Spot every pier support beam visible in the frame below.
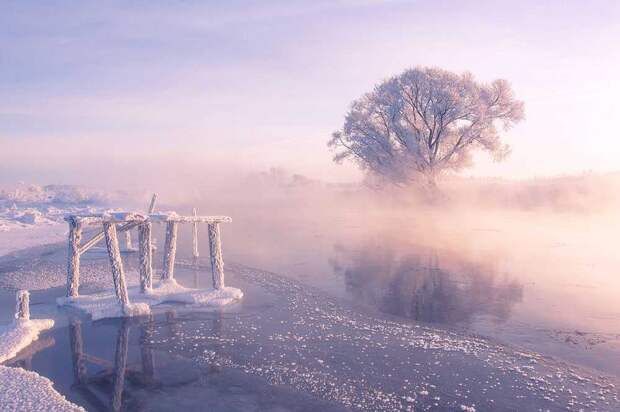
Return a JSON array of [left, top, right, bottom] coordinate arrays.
[[67, 218, 83, 298], [192, 208, 199, 262], [208, 223, 225, 289], [124, 230, 133, 251], [103, 222, 130, 308], [15, 290, 30, 321], [138, 222, 153, 292], [162, 221, 178, 281]]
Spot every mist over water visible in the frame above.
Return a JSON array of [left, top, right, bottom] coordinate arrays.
[[145, 167, 620, 375]]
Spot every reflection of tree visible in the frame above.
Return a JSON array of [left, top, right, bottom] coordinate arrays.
[[331, 242, 523, 325]]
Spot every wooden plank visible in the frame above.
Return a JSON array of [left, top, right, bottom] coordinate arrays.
[[79, 220, 139, 255]]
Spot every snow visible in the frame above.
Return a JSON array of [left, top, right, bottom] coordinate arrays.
[[0, 184, 117, 257], [57, 279, 243, 320], [0, 319, 55, 363], [0, 365, 84, 411]]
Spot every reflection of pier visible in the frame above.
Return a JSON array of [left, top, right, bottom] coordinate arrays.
[[69, 319, 154, 411], [68, 312, 226, 411]]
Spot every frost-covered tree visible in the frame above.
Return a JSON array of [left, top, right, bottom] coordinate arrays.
[[329, 67, 524, 187]]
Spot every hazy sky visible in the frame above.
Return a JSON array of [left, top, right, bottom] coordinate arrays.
[[1, 0, 619, 185]]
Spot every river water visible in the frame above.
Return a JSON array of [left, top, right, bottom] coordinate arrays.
[[1, 203, 619, 411]]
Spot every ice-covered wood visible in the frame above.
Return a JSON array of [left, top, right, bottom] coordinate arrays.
[[192, 208, 199, 259], [78, 220, 139, 255], [103, 222, 130, 309], [124, 230, 133, 251], [148, 193, 158, 213], [15, 290, 30, 321], [66, 212, 231, 224], [138, 222, 153, 292], [162, 221, 178, 281], [66, 218, 82, 297], [208, 223, 225, 289]]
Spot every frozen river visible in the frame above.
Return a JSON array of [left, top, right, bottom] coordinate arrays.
[[1, 232, 619, 411]]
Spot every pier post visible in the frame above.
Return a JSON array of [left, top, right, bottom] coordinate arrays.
[[67, 218, 83, 298], [148, 193, 158, 213], [162, 221, 178, 281], [124, 230, 133, 251], [15, 290, 30, 321], [192, 208, 199, 261], [138, 222, 153, 292], [208, 223, 225, 289], [103, 222, 130, 308]]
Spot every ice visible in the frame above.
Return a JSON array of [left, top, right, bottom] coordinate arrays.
[[57, 279, 243, 320], [0, 319, 55, 363], [0, 365, 84, 411]]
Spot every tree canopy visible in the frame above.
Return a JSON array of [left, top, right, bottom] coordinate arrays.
[[329, 67, 524, 186]]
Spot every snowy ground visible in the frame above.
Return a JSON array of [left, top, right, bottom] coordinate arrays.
[[0, 184, 112, 256], [0, 365, 84, 411], [0, 319, 54, 363]]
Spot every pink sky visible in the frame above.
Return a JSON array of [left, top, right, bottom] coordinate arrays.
[[1, 1, 619, 185]]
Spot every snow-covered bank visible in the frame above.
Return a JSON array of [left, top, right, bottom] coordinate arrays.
[[57, 279, 243, 320], [0, 223, 67, 257], [0, 183, 135, 257], [0, 365, 84, 411], [0, 319, 54, 363]]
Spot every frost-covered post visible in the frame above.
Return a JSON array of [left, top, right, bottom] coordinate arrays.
[[67, 217, 83, 298], [148, 193, 158, 213], [103, 222, 130, 308], [138, 222, 153, 292], [124, 230, 133, 251], [208, 223, 225, 289], [15, 290, 30, 321], [162, 221, 178, 281], [192, 208, 199, 262]]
